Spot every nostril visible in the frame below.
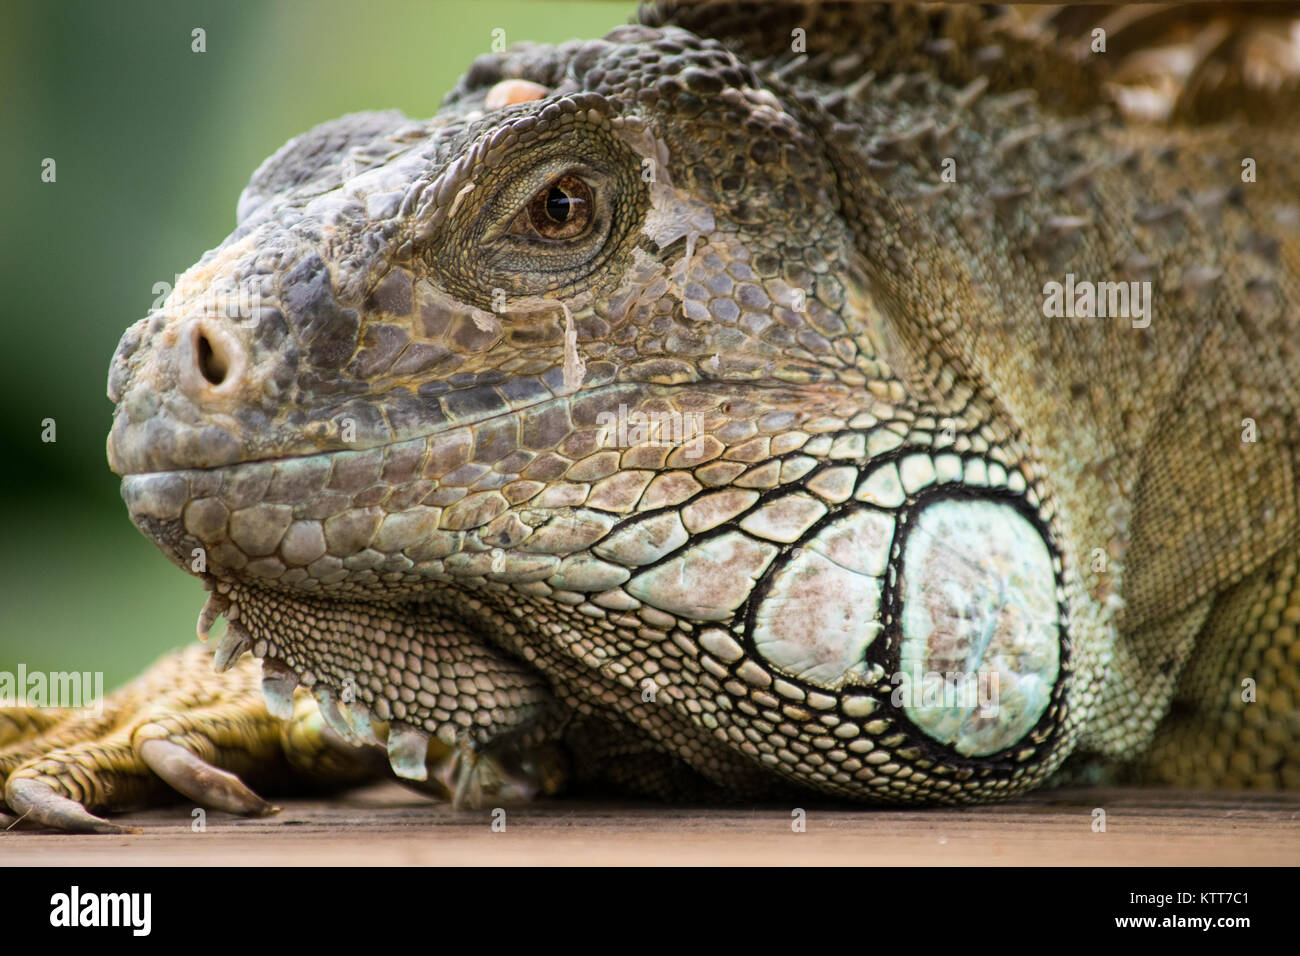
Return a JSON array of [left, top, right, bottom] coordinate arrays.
[[185, 322, 245, 399], [196, 332, 229, 386]]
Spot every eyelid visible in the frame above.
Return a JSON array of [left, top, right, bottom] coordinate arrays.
[[510, 160, 599, 209]]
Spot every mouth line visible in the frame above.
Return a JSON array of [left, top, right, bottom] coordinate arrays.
[[113, 379, 637, 480], [112, 376, 816, 481], [120, 442, 427, 480]]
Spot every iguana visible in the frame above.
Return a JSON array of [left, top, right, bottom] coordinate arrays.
[[3, 1, 1297, 834]]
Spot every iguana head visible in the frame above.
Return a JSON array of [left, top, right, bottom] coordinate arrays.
[[108, 23, 890, 590], [106, 19, 1075, 798]]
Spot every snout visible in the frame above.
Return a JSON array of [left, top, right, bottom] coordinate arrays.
[[106, 313, 248, 475]]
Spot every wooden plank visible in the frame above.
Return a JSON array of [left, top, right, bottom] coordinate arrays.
[[4, 784, 1297, 865]]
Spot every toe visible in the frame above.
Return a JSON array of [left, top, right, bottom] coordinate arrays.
[[5, 776, 140, 835], [138, 738, 277, 816], [3, 727, 158, 833]]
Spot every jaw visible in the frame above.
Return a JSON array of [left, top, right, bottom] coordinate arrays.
[[114, 377, 654, 597], [114, 376, 870, 597]]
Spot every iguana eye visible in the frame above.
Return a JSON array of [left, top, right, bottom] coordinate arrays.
[[517, 175, 593, 239], [424, 109, 648, 304]]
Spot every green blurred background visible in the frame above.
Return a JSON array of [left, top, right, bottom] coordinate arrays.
[[0, 0, 635, 687]]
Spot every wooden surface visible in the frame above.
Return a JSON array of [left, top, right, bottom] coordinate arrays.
[[4, 784, 1299, 865]]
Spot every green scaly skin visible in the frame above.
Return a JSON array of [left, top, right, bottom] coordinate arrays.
[[2, 2, 1297, 833]]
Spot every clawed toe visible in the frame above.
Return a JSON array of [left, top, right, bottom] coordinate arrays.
[[4, 777, 140, 835], [138, 738, 278, 816]]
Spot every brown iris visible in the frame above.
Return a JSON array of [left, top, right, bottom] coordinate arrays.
[[522, 175, 593, 239]]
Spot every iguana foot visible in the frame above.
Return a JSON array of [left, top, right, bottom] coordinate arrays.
[[435, 733, 568, 810], [0, 644, 382, 834]]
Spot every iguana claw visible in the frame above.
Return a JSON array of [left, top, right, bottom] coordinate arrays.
[[138, 738, 278, 817], [5, 777, 140, 836]]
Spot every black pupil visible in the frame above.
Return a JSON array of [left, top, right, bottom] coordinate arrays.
[[545, 186, 573, 223]]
